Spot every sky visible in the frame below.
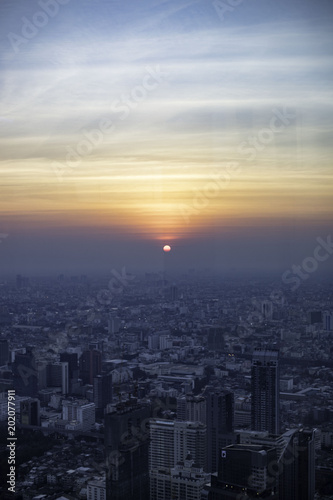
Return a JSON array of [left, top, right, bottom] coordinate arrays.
[[0, 0, 332, 276]]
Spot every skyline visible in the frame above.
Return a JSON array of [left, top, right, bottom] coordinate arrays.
[[1, 0, 333, 275]]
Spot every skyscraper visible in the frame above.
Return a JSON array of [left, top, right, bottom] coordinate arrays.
[[94, 373, 113, 418], [251, 348, 280, 435], [47, 361, 69, 395], [0, 339, 9, 366], [149, 419, 207, 471], [79, 349, 102, 385], [205, 388, 235, 473], [104, 399, 151, 500], [278, 428, 315, 500]]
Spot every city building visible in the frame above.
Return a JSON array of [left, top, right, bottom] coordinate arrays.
[[87, 478, 106, 500], [251, 348, 280, 435], [150, 454, 210, 500], [0, 339, 9, 366], [20, 398, 40, 426], [47, 361, 69, 395], [104, 399, 151, 500], [79, 349, 102, 385], [12, 348, 38, 397], [62, 399, 95, 431], [149, 419, 207, 472], [177, 393, 206, 424], [205, 387, 235, 473], [93, 373, 113, 418]]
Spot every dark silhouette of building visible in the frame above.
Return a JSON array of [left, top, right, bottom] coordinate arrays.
[[12, 348, 38, 397], [94, 373, 113, 418], [20, 398, 40, 426], [207, 443, 279, 499], [205, 387, 235, 473], [251, 348, 279, 435], [60, 352, 79, 393], [79, 349, 102, 385], [309, 311, 322, 324], [47, 361, 69, 395], [0, 339, 9, 366], [278, 428, 315, 500], [60, 352, 78, 379], [206, 327, 225, 351], [104, 398, 151, 500], [208, 427, 316, 500]]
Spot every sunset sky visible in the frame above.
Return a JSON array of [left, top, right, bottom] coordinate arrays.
[[0, 0, 332, 275]]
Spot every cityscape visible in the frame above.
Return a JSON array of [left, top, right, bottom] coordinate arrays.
[[1, 0, 333, 499], [0, 271, 332, 498]]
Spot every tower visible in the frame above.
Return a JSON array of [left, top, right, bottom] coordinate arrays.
[[79, 349, 102, 385], [93, 373, 113, 418], [104, 399, 151, 500], [251, 348, 280, 435], [205, 388, 234, 473]]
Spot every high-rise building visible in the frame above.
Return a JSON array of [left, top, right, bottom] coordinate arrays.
[[251, 348, 280, 435], [149, 419, 207, 471], [60, 352, 78, 379], [20, 398, 40, 426], [150, 454, 210, 500], [323, 311, 333, 331], [104, 399, 151, 500], [205, 388, 235, 473], [62, 399, 95, 431], [79, 349, 102, 385], [0, 339, 9, 366], [278, 428, 315, 500], [87, 478, 106, 500], [60, 352, 79, 393], [94, 373, 113, 418], [206, 327, 225, 351], [177, 394, 206, 424], [12, 348, 38, 397], [47, 361, 69, 395], [149, 419, 175, 470]]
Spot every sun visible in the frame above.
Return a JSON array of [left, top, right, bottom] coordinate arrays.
[[163, 245, 171, 252]]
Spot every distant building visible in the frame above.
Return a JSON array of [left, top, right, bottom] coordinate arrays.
[[20, 398, 40, 426], [62, 399, 95, 431], [12, 348, 38, 397], [206, 327, 225, 352], [177, 394, 206, 424], [93, 373, 113, 418], [79, 349, 102, 385], [323, 311, 333, 331], [0, 339, 9, 366], [251, 348, 280, 435], [262, 300, 273, 320], [47, 361, 69, 395], [309, 311, 322, 324]]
